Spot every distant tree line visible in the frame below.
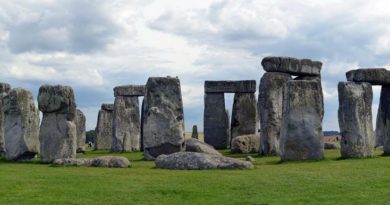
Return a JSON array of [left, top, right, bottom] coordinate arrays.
[[86, 130, 96, 143]]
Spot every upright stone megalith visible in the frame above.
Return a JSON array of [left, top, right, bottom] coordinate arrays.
[[280, 79, 324, 161], [230, 92, 258, 143], [38, 85, 77, 163], [143, 77, 185, 160], [204, 93, 228, 149], [74, 109, 86, 153], [95, 104, 113, 150], [377, 86, 390, 155], [191, 125, 198, 139], [0, 83, 10, 156], [258, 72, 291, 156], [3, 88, 40, 161], [338, 82, 374, 158], [112, 85, 144, 152]]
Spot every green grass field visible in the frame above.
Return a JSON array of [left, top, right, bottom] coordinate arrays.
[[0, 149, 389, 205]]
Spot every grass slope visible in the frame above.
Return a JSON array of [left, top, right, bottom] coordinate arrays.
[[0, 150, 389, 205]]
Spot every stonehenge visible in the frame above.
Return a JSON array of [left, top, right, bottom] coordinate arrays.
[[95, 104, 114, 150], [204, 80, 257, 149], [191, 125, 198, 139], [377, 85, 390, 154], [143, 77, 185, 160], [261, 56, 322, 76], [0, 83, 11, 156], [3, 88, 40, 161], [231, 134, 260, 154], [74, 109, 86, 153], [346, 68, 390, 85], [38, 85, 77, 163], [112, 85, 144, 152]]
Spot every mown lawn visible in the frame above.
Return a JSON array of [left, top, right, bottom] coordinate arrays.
[[0, 149, 389, 205]]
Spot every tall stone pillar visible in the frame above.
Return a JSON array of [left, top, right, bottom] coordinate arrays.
[[378, 86, 390, 155], [0, 83, 10, 157], [95, 104, 113, 150], [204, 93, 228, 149], [74, 109, 86, 153]]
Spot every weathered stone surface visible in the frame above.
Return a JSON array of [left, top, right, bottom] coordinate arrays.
[[324, 142, 340, 150], [0, 83, 11, 156], [246, 156, 255, 162], [140, 99, 144, 151], [101, 103, 114, 111], [143, 77, 185, 160], [38, 85, 77, 163], [231, 93, 259, 142], [259, 72, 291, 156], [225, 109, 231, 147], [204, 80, 256, 93], [114, 85, 145, 97], [53, 156, 130, 168], [112, 96, 140, 152], [185, 138, 221, 156], [280, 79, 324, 161], [262, 56, 322, 76], [74, 109, 86, 153], [376, 85, 390, 154], [346, 68, 390, 85], [338, 82, 375, 158], [204, 93, 229, 149], [3, 88, 40, 160], [191, 125, 198, 139], [95, 104, 113, 150], [231, 134, 260, 153], [155, 152, 254, 170]]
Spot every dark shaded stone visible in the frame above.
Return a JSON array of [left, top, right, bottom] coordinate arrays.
[[338, 82, 374, 158], [191, 125, 198, 139], [204, 93, 229, 149], [346, 68, 390, 85], [101, 103, 114, 111], [0, 83, 11, 157], [262, 56, 322, 76], [204, 80, 256, 93], [114, 85, 145, 97], [95, 105, 113, 150], [376, 85, 390, 155], [230, 93, 258, 143]]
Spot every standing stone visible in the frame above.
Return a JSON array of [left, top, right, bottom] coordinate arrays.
[[230, 93, 258, 143], [112, 96, 140, 152], [376, 86, 390, 153], [3, 88, 40, 160], [38, 85, 77, 163], [204, 93, 229, 149], [191, 125, 198, 139], [143, 77, 185, 160], [0, 83, 10, 156], [140, 99, 144, 151], [95, 104, 113, 150], [280, 79, 324, 161], [225, 109, 231, 148], [259, 72, 291, 156], [74, 109, 86, 153], [338, 82, 374, 158]]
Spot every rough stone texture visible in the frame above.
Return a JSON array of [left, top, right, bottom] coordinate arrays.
[[74, 109, 86, 153], [0, 83, 11, 156], [346, 68, 390, 85], [53, 156, 130, 168], [101, 103, 114, 111], [204, 80, 256, 93], [262, 56, 322, 76], [204, 93, 229, 149], [324, 142, 340, 150], [230, 93, 259, 142], [231, 134, 260, 153], [140, 99, 144, 151], [191, 125, 198, 139], [155, 152, 254, 170], [280, 79, 324, 161], [225, 109, 231, 147], [246, 156, 255, 162], [376, 85, 390, 154], [258, 72, 292, 156], [112, 96, 140, 152], [114, 85, 145, 97], [185, 138, 222, 156], [2, 88, 40, 160], [95, 104, 113, 150], [143, 77, 185, 160], [38, 85, 77, 163], [338, 82, 375, 158]]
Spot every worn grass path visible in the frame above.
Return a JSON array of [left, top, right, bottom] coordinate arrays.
[[0, 150, 389, 205]]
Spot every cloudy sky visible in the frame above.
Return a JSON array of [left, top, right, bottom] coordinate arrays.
[[1, 0, 390, 131]]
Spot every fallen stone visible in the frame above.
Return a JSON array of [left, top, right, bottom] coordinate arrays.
[[204, 80, 256, 93], [258, 72, 292, 156], [280, 79, 324, 161], [143, 77, 185, 160], [231, 134, 260, 153], [185, 138, 221, 156], [95, 104, 113, 150], [114, 85, 145, 97], [324, 142, 340, 150], [0, 83, 11, 157], [74, 109, 86, 153], [204, 93, 229, 149], [338, 82, 375, 158], [3, 88, 40, 161], [155, 152, 254, 170], [262, 56, 322, 76], [53, 156, 130, 168], [230, 93, 258, 142], [246, 156, 255, 162], [346, 68, 390, 85], [38, 85, 77, 163]]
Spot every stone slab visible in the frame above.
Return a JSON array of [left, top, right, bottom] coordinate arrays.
[[262, 56, 322, 76], [204, 80, 256, 93]]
